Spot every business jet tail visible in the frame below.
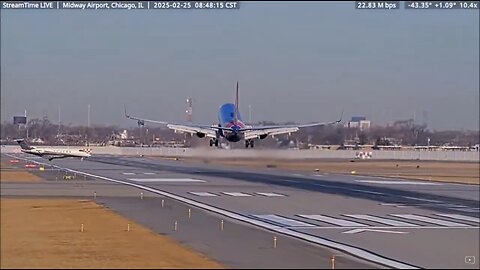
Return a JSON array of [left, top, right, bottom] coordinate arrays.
[[14, 139, 34, 150]]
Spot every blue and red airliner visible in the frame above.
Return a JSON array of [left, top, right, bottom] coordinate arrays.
[[125, 82, 342, 148]]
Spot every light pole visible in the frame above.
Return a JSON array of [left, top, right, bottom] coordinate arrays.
[[87, 104, 90, 146]]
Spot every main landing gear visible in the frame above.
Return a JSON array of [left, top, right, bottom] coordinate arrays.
[[245, 139, 254, 148], [209, 138, 219, 147]]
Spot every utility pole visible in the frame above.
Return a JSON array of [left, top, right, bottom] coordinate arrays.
[[87, 104, 91, 128], [57, 105, 62, 140], [186, 98, 193, 123], [25, 109, 29, 139], [87, 104, 90, 146]]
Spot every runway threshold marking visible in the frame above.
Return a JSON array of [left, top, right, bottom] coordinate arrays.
[[342, 215, 419, 227], [380, 203, 478, 213], [251, 214, 316, 227], [4, 153, 419, 270], [389, 214, 471, 227], [433, 214, 479, 223], [297, 214, 368, 227]]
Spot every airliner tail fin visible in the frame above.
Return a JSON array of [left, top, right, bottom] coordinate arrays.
[[234, 81, 239, 125]]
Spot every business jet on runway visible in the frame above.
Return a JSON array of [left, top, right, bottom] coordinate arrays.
[[125, 82, 342, 148], [14, 139, 92, 161]]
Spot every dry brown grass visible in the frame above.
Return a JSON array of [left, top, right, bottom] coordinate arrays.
[[187, 158, 480, 185], [1, 199, 225, 269], [0, 171, 43, 183], [0, 160, 43, 183]]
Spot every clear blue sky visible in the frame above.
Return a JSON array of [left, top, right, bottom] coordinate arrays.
[[1, 1, 478, 130]]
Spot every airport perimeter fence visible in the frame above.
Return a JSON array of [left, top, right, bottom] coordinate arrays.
[[2, 145, 479, 162]]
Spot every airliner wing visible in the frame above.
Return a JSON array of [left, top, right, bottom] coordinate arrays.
[[244, 127, 300, 140], [166, 124, 217, 138], [241, 120, 341, 131], [125, 106, 223, 138], [242, 111, 343, 139], [125, 107, 169, 125]]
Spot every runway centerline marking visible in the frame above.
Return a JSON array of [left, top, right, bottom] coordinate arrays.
[[127, 178, 206, 183], [255, 192, 286, 197], [355, 180, 443, 185], [450, 208, 480, 213], [402, 196, 442, 203], [342, 228, 409, 234], [189, 192, 218, 197], [221, 192, 252, 197]]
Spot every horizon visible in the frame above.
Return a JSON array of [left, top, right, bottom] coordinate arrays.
[[1, 2, 478, 131]]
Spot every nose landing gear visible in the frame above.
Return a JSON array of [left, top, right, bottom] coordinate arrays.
[[245, 139, 254, 148]]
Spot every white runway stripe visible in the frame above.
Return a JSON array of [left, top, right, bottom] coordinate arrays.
[[122, 172, 136, 175], [356, 180, 442, 185], [221, 192, 252, 197], [434, 214, 479, 223], [251, 215, 316, 227], [450, 208, 479, 213], [298, 215, 368, 227], [390, 214, 471, 227], [402, 196, 442, 203], [354, 190, 385, 195], [143, 172, 156, 175], [127, 178, 206, 183], [189, 192, 218, 197], [343, 214, 419, 227], [255, 192, 286, 197]]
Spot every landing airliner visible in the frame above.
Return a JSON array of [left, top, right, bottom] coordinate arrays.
[[125, 82, 342, 148], [14, 139, 92, 161]]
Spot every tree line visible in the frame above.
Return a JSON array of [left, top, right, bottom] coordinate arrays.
[[1, 117, 478, 147]]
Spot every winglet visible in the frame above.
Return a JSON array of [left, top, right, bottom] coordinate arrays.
[[124, 104, 129, 118], [337, 109, 344, 123]]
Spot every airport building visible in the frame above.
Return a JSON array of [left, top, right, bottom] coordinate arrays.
[[345, 116, 371, 131]]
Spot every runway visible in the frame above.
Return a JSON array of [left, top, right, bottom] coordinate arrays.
[[4, 153, 479, 269]]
